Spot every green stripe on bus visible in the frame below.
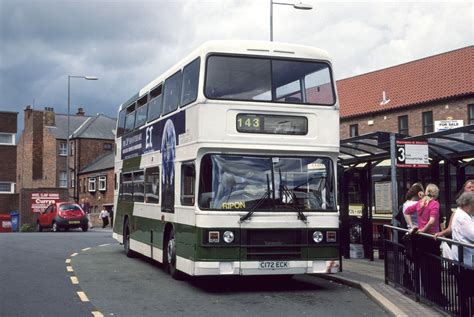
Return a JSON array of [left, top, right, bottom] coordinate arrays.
[[122, 156, 142, 172]]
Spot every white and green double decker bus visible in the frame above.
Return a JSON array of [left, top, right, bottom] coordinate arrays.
[[113, 40, 340, 279]]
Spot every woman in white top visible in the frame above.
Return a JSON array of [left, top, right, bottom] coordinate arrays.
[[99, 208, 110, 229], [451, 191, 474, 267], [403, 182, 424, 229]]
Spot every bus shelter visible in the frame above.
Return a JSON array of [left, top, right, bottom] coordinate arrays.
[[338, 124, 474, 261]]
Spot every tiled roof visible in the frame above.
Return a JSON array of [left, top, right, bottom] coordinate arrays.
[[71, 114, 116, 140], [337, 46, 474, 119], [48, 114, 90, 139], [79, 152, 114, 174]]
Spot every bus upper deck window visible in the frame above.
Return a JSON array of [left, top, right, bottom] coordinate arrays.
[[163, 71, 182, 115], [181, 58, 200, 107]]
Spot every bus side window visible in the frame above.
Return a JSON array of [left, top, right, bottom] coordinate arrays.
[[117, 109, 126, 137], [134, 95, 148, 129], [122, 173, 133, 202], [133, 171, 145, 202], [181, 162, 195, 206], [181, 57, 200, 107], [162, 70, 182, 115], [148, 84, 163, 122], [145, 166, 160, 204]]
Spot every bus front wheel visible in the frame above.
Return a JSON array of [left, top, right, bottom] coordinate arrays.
[[165, 229, 184, 280]]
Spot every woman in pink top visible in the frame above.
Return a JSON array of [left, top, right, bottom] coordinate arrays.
[[405, 183, 440, 234], [404, 183, 443, 302]]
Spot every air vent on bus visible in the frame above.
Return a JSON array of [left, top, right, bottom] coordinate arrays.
[[273, 50, 295, 54], [247, 48, 270, 52]]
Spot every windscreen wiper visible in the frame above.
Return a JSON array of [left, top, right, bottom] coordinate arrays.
[[239, 174, 271, 222], [280, 184, 308, 223]]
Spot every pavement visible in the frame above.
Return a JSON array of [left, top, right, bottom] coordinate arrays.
[[317, 257, 447, 317]]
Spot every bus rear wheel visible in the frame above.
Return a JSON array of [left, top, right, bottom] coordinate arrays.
[[123, 219, 136, 258], [165, 229, 184, 280]]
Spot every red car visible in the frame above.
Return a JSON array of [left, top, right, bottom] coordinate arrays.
[[37, 202, 89, 232]]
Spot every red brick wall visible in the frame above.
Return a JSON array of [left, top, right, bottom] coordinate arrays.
[[77, 169, 115, 226], [340, 96, 473, 139], [0, 112, 18, 133]]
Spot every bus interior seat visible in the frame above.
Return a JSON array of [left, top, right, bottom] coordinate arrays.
[[285, 96, 301, 103]]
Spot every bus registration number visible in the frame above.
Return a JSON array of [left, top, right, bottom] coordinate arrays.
[[258, 261, 289, 270]]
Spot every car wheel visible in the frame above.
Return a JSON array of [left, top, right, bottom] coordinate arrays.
[[52, 222, 58, 232], [165, 229, 184, 280], [123, 219, 136, 258], [36, 222, 42, 232], [81, 225, 88, 232], [64, 227, 69, 232]]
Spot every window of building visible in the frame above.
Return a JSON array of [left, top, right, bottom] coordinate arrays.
[[98, 176, 107, 191], [398, 115, 409, 135], [349, 124, 358, 137], [422, 111, 434, 134], [71, 172, 75, 188], [59, 142, 67, 156], [0, 182, 14, 193], [88, 177, 96, 192], [103, 143, 113, 151], [0, 133, 14, 145], [59, 172, 67, 188], [469, 104, 474, 125], [145, 167, 159, 204], [181, 162, 195, 206], [70, 141, 74, 156]]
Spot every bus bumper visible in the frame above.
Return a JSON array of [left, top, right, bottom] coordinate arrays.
[[181, 258, 340, 276]]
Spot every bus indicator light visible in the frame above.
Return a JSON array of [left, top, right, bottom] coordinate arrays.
[[209, 231, 220, 243]]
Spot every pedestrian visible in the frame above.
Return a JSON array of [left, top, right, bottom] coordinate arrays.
[[403, 182, 424, 229], [451, 191, 474, 266], [435, 179, 474, 239], [404, 183, 444, 303], [100, 207, 110, 228], [451, 191, 474, 314]]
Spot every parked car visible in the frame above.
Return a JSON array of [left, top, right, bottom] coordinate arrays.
[[37, 202, 89, 232]]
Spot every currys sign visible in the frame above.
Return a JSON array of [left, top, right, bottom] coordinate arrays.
[[31, 192, 60, 213]]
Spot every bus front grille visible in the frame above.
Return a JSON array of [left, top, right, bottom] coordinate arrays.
[[242, 229, 306, 260]]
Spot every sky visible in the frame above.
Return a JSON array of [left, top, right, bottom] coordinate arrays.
[[0, 0, 472, 134]]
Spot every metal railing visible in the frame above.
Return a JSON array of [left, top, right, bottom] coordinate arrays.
[[383, 225, 474, 317]]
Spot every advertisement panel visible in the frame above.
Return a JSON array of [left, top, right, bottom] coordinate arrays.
[[31, 192, 60, 213]]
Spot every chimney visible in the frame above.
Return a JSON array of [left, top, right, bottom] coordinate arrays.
[[76, 107, 85, 116], [44, 107, 55, 126], [24, 105, 33, 126]]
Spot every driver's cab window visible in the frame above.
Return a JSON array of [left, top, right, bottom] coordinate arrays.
[[181, 162, 195, 206]]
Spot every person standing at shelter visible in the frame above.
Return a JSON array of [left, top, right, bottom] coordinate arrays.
[[435, 179, 474, 239], [99, 207, 110, 229], [405, 183, 443, 303], [403, 183, 424, 229]]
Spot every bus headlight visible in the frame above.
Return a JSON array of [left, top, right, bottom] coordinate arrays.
[[313, 231, 323, 243], [223, 231, 234, 243]]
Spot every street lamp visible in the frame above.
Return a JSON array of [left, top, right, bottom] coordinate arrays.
[[270, 1, 313, 41], [67, 75, 98, 201]]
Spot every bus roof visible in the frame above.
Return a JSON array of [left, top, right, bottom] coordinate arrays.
[[119, 41, 332, 111]]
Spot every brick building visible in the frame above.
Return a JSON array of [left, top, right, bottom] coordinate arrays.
[[77, 152, 114, 227], [0, 111, 19, 216], [16, 106, 116, 226], [337, 46, 473, 139]]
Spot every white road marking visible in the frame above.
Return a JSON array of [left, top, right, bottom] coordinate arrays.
[[70, 276, 79, 284], [92, 312, 104, 317], [82, 247, 91, 251], [77, 291, 89, 302], [65, 259, 71, 264], [66, 266, 74, 272], [71, 253, 78, 257]]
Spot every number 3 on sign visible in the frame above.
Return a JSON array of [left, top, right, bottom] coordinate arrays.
[[398, 146, 405, 162]]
